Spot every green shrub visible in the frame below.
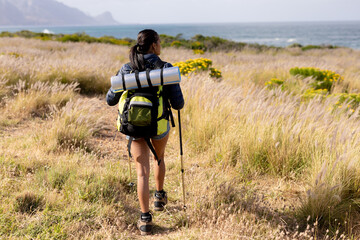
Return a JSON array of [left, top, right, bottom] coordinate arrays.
[[209, 67, 222, 79], [290, 67, 343, 92], [1, 30, 341, 54], [160, 33, 188, 48], [288, 43, 303, 48], [171, 40, 183, 48], [0, 31, 15, 37], [191, 34, 249, 52], [193, 49, 205, 54], [301, 45, 337, 51], [265, 78, 284, 89], [333, 93, 360, 113], [301, 88, 329, 100], [98, 35, 132, 46], [191, 41, 206, 51]]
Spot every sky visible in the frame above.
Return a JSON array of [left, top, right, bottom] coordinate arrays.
[[56, 0, 360, 24]]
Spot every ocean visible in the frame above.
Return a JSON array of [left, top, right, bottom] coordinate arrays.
[[1, 21, 360, 49]]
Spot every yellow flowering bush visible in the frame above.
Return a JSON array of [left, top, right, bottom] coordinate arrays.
[[333, 93, 360, 112], [265, 78, 284, 89], [296, 88, 360, 114], [174, 58, 222, 79], [290, 67, 343, 92], [193, 49, 205, 55], [301, 88, 328, 100], [171, 40, 183, 48], [209, 67, 222, 79], [191, 41, 206, 51]]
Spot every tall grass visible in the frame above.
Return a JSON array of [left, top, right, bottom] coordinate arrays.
[[0, 38, 124, 94], [1, 37, 360, 238], [180, 71, 360, 233], [9, 81, 78, 117], [0, 81, 78, 127], [44, 98, 108, 152]]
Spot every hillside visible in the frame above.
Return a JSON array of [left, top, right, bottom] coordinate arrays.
[[0, 37, 360, 239], [0, 0, 119, 26]]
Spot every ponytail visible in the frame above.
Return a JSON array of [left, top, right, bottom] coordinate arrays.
[[129, 44, 146, 71], [129, 29, 159, 71]]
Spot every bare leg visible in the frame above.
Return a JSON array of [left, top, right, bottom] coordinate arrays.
[[131, 138, 150, 213], [152, 133, 169, 191]]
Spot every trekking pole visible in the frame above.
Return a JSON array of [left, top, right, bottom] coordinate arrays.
[[178, 110, 186, 210], [128, 155, 133, 184], [127, 138, 135, 187]]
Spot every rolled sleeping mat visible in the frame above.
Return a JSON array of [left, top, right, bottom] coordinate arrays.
[[111, 66, 181, 93]]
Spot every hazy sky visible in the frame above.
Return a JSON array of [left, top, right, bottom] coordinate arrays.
[[56, 0, 360, 24]]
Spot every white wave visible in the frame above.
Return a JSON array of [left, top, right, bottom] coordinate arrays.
[[287, 38, 296, 43], [42, 29, 54, 34]]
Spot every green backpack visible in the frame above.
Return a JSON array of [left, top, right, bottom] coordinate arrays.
[[117, 60, 174, 164]]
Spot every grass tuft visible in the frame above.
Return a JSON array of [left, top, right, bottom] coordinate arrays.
[[46, 98, 106, 152], [79, 174, 130, 204], [14, 192, 45, 214]]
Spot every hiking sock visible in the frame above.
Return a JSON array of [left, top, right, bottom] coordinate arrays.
[[138, 211, 152, 235], [155, 190, 166, 197], [140, 211, 152, 222], [154, 190, 167, 211]]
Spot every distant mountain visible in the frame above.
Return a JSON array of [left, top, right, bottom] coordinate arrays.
[[0, 0, 119, 26], [0, 0, 27, 25], [94, 11, 119, 26]]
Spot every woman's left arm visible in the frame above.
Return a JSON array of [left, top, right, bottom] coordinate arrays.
[[106, 88, 122, 106], [106, 64, 130, 106]]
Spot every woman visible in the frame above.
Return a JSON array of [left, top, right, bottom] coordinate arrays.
[[106, 29, 184, 235]]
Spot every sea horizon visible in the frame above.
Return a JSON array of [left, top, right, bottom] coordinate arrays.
[[1, 20, 360, 49]]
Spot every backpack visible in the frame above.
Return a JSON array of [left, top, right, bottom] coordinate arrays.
[[117, 59, 175, 164]]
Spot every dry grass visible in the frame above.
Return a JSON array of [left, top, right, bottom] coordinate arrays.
[[0, 38, 126, 94], [0, 37, 360, 239], [43, 98, 108, 152]]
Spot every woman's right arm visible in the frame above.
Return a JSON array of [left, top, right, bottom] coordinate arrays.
[[162, 62, 184, 110], [164, 83, 184, 110]]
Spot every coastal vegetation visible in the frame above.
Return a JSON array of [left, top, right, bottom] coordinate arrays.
[[0, 35, 360, 239], [1, 30, 337, 54]]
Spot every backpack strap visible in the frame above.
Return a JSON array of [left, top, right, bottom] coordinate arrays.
[[145, 138, 161, 166], [145, 68, 153, 87], [160, 68, 164, 86], [121, 72, 126, 91], [127, 137, 161, 166], [153, 59, 166, 69], [153, 59, 175, 127], [134, 70, 142, 89]]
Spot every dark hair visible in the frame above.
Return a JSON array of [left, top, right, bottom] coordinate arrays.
[[129, 29, 159, 71]]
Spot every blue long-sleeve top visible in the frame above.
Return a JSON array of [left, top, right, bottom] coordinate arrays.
[[106, 53, 184, 110]]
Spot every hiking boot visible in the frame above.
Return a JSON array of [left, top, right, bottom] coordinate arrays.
[[154, 190, 167, 211], [137, 212, 152, 236]]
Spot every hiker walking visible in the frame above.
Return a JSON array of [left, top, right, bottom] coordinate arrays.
[[106, 29, 184, 235]]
